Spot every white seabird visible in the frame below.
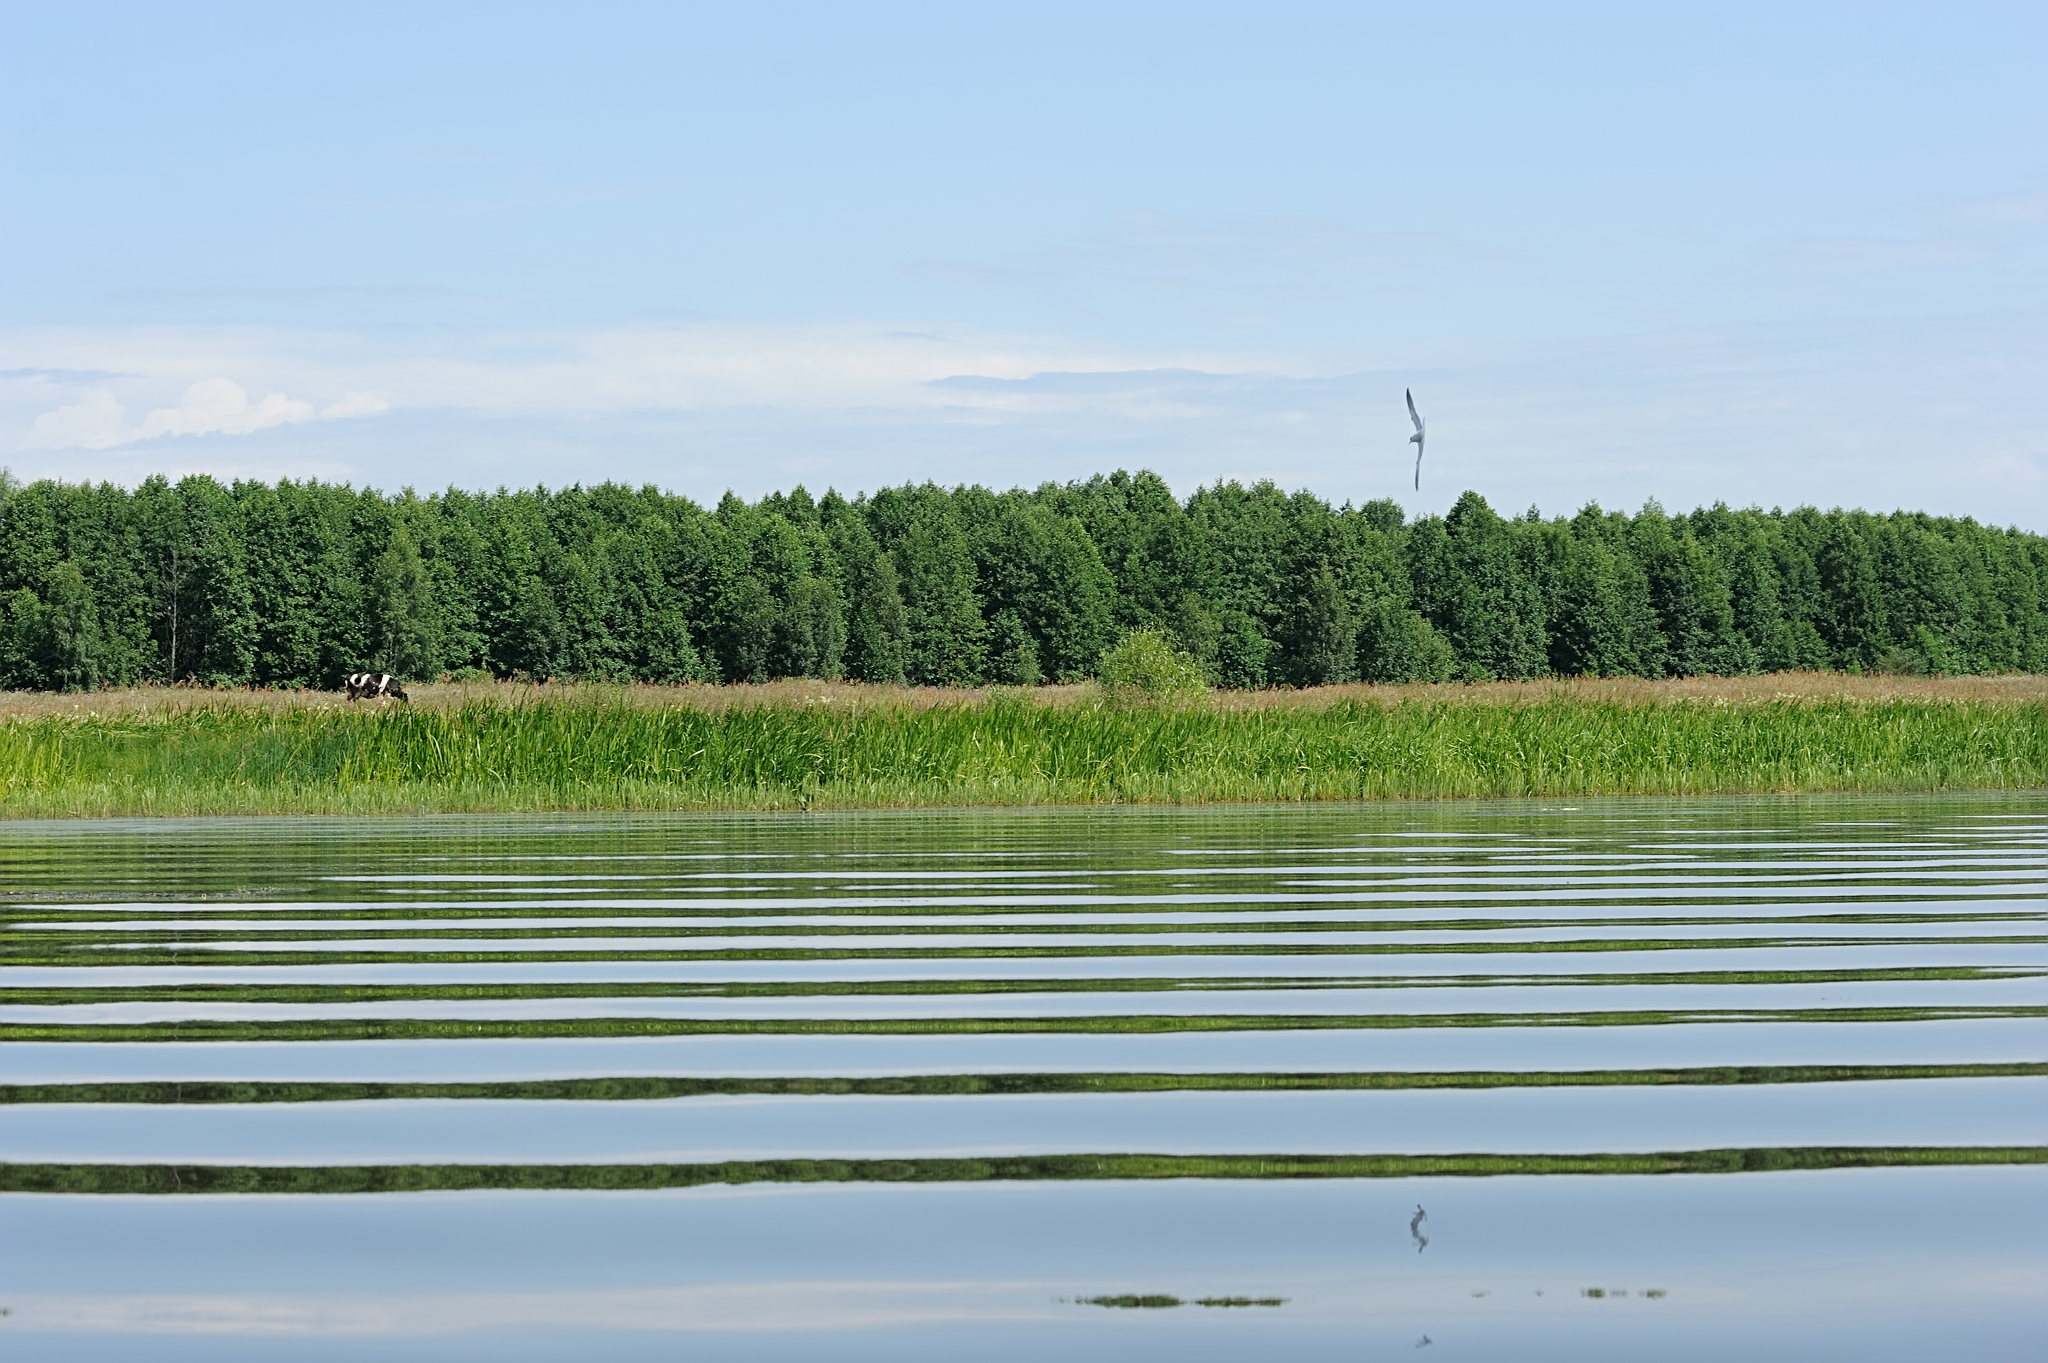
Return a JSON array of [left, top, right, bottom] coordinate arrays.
[[1406, 388, 1426, 490]]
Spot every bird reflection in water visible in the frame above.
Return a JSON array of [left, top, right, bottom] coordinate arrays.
[[1410, 1204, 1430, 1254]]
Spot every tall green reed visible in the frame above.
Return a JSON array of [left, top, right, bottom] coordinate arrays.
[[0, 693, 2042, 815]]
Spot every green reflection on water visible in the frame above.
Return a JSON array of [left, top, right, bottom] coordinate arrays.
[[4, 1063, 2041, 1106], [4, 1003, 2040, 1044], [0, 965, 2036, 1006], [1, 799, 2040, 1199], [4, 1146, 2043, 1196]]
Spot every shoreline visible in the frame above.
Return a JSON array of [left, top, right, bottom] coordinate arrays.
[[0, 674, 2042, 818], [5, 669, 2045, 720]]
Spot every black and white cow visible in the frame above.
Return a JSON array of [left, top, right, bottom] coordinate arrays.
[[345, 672, 409, 702]]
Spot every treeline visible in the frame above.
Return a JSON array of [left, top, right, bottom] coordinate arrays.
[[1, 469, 2044, 692]]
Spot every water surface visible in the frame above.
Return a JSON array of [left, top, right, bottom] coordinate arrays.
[[2, 797, 2042, 1360]]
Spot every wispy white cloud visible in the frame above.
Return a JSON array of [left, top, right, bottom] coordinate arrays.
[[20, 376, 386, 451], [1, 322, 1219, 432], [926, 368, 1274, 422], [317, 391, 390, 420]]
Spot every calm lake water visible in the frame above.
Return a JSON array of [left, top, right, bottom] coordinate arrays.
[[1, 797, 2042, 1360]]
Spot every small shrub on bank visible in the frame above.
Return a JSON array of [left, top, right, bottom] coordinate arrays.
[[1097, 630, 1210, 703]]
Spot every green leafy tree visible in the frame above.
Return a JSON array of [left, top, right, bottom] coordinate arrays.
[[40, 561, 103, 691], [868, 484, 985, 685], [1815, 514, 1888, 671], [1276, 499, 1357, 686], [240, 483, 321, 685], [482, 505, 565, 679], [1410, 494, 1548, 680], [1632, 505, 1746, 675], [823, 491, 909, 683], [1545, 507, 1660, 676], [1185, 480, 1288, 686], [0, 588, 43, 688], [1053, 470, 1206, 633], [369, 520, 442, 679], [959, 488, 1116, 681]]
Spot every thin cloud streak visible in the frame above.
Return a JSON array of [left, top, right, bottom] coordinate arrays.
[[0, 310, 2040, 529]]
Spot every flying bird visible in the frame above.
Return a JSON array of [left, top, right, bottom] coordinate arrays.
[[1410, 1203, 1430, 1253], [1406, 389, 1426, 490]]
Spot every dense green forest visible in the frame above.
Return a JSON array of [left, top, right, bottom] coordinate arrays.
[[1, 468, 2043, 692]]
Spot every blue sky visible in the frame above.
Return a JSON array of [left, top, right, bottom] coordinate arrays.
[[3, 2, 2044, 524]]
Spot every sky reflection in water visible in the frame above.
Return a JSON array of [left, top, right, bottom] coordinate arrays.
[[0, 797, 2042, 1360]]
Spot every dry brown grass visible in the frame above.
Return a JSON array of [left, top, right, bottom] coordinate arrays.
[[2, 670, 2041, 722], [1238, 672, 2048, 709], [0, 678, 983, 720]]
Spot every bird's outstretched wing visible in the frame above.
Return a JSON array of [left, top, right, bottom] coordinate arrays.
[[1413, 446, 1422, 491], [1406, 388, 1422, 433]]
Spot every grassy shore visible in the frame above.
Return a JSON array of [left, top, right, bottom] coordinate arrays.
[[0, 673, 2042, 816]]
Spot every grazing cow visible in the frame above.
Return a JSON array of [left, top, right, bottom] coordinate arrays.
[[346, 672, 409, 702]]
